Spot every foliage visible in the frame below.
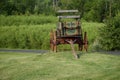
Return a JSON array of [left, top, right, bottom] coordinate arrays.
[[0, 18, 104, 50], [0, 15, 57, 26], [0, 24, 55, 49], [83, 0, 105, 22], [0, 0, 54, 15], [0, 52, 120, 80], [82, 22, 104, 51], [0, 15, 104, 50], [0, 0, 120, 22], [99, 12, 120, 50], [59, 0, 120, 22]]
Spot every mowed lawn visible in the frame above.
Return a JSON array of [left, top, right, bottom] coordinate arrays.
[[0, 52, 120, 80]]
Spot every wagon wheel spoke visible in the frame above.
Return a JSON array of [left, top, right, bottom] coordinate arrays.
[[50, 30, 54, 51], [79, 44, 83, 51], [53, 31, 57, 52], [83, 32, 88, 51]]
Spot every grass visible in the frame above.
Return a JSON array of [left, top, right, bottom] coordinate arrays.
[[82, 22, 105, 50], [0, 24, 55, 49], [0, 15, 57, 26], [0, 52, 120, 80]]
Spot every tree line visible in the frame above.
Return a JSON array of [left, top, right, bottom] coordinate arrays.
[[0, 0, 120, 22], [0, 0, 54, 15]]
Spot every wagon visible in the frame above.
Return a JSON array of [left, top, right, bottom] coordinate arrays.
[[50, 10, 88, 58]]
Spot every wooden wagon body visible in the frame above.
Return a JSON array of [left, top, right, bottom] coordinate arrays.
[[50, 10, 88, 53]]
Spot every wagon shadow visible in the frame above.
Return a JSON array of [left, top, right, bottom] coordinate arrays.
[[77, 51, 84, 59]]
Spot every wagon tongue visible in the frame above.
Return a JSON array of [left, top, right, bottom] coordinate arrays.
[[66, 39, 78, 59]]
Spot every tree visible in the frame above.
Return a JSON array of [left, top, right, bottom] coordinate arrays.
[[0, 0, 17, 15], [71, 0, 86, 18], [0, 0, 120, 18], [99, 12, 120, 50]]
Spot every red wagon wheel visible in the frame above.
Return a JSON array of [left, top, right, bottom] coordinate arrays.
[[79, 44, 83, 51], [50, 30, 54, 51], [83, 32, 88, 51], [53, 31, 57, 52], [50, 30, 57, 52]]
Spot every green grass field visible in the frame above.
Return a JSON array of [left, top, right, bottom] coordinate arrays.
[[0, 52, 120, 80]]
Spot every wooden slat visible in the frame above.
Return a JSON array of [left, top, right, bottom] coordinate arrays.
[[58, 16, 80, 19], [57, 10, 78, 13]]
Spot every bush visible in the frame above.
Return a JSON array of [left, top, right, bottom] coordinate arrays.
[[99, 13, 120, 50]]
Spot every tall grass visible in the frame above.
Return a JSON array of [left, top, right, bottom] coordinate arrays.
[[0, 15, 104, 50], [0, 24, 55, 49], [0, 15, 57, 26], [82, 22, 105, 50]]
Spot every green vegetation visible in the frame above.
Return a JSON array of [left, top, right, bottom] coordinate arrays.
[[82, 22, 104, 51], [0, 24, 55, 49], [1, 0, 120, 22], [0, 15, 57, 26], [0, 1, 119, 80], [0, 0, 120, 50], [0, 15, 104, 50], [0, 52, 120, 80], [99, 12, 120, 50]]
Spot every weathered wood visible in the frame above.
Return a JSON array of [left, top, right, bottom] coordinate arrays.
[[66, 39, 78, 59], [64, 26, 78, 30], [58, 16, 80, 19], [50, 9, 88, 58], [50, 31, 54, 51], [57, 10, 78, 13], [84, 32, 88, 51], [53, 31, 57, 52], [78, 44, 83, 51]]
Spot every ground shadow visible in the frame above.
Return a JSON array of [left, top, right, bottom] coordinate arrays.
[[77, 51, 85, 59]]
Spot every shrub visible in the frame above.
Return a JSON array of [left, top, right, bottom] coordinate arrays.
[[99, 13, 120, 50]]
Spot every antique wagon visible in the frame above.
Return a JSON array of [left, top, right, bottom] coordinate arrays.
[[50, 10, 88, 58]]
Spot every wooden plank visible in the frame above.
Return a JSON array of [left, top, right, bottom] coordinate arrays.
[[58, 16, 80, 19], [57, 10, 78, 13]]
